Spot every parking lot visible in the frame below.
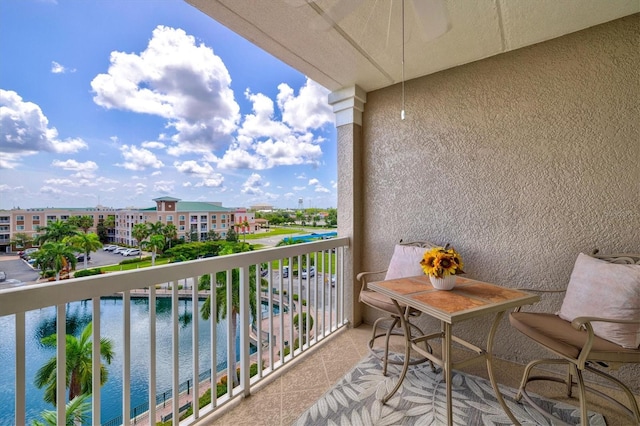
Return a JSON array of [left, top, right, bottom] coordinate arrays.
[[0, 247, 140, 289]]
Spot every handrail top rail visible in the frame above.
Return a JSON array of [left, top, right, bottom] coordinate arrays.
[[0, 236, 349, 317]]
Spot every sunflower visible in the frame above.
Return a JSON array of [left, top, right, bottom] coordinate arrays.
[[420, 246, 464, 278]]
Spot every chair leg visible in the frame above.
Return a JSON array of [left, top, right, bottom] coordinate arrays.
[[566, 364, 573, 397], [572, 365, 588, 426], [382, 317, 400, 375]]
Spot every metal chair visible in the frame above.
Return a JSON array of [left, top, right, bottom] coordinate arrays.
[[357, 241, 436, 375], [509, 252, 640, 425]]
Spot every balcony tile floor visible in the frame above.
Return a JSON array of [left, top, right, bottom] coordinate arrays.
[[205, 324, 638, 426]]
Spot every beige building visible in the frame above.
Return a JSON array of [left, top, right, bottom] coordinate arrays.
[[0, 197, 255, 251]]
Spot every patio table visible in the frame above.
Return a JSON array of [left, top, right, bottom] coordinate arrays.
[[368, 275, 539, 426]]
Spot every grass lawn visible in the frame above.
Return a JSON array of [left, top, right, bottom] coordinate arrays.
[[239, 227, 306, 240], [100, 257, 171, 272]]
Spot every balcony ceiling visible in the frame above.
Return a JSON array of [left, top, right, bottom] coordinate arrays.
[[187, 0, 638, 93]]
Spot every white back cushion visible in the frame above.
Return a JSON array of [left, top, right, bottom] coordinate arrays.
[[384, 243, 432, 281], [558, 253, 640, 348]]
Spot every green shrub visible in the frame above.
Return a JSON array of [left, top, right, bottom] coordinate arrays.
[[74, 268, 102, 278]]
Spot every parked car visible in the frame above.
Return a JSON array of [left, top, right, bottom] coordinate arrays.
[[112, 247, 128, 254], [20, 248, 38, 259], [282, 266, 289, 278], [0, 271, 5, 282], [122, 249, 140, 257], [103, 245, 118, 251], [301, 266, 315, 279], [76, 254, 91, 262]]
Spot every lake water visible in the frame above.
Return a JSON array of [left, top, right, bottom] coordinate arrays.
[[0, 297, 250, 425]]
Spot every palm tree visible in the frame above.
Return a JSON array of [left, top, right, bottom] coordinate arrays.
[[131, 222, 150, 256], [10, 232, 32, 250], [31, 242, 78, 281], [141, 234, 165, 266], [240, 219, 250, 242], [67, 215, 94, 233], [32, 394, 90, 426], [65, 233, 102, 269], [163, 223, 178, 249], [35, 322, 115, 406], [200, 245, 259, 387], [35, 220, 79, 244]]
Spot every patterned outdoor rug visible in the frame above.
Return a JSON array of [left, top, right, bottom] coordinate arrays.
[[294, 351, 606, 425]]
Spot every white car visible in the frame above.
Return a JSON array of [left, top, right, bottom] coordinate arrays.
[[301, 266, 315, 279], [122, 248, 141, 256], [103, 245, 118, 251], [112, 247, 128, 254]]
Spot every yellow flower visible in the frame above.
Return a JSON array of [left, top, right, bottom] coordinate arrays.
[[420, 246, 464, 278]]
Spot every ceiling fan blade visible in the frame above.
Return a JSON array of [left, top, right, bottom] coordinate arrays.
[[410, 0, 451, 41], [310, 0, 366, 31]]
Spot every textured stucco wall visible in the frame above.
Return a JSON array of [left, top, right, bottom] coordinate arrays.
[[358, 15, 639, 386]]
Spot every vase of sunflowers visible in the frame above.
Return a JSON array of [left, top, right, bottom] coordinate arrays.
[[420, 245, 464, 290]]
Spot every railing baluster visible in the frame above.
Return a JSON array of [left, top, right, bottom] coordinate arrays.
[[92, 297, 101, 426], [148, 283, 156, 424], [15, 312, 25, 426], [122, 290, 131, 426], [171, 280, 179, 423], [191, 274, 200, 419], [56, 303, 66, 426], [240, 265, 250, 396]]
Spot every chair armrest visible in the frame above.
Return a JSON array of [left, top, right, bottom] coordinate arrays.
[[512, 288, 566, 312], [356, 270, 387, 282], [571, 316, 640, 329], [356, 270, 387, 293]]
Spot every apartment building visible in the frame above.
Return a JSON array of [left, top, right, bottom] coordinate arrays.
[[0, 196, 254, 251]]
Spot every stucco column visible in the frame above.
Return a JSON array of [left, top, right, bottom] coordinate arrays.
[[328, 85, 366, 327]]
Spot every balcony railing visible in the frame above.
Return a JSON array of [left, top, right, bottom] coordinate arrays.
[[1, 237, 349, 425]]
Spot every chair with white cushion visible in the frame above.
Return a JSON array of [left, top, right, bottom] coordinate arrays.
[[509, 251, 640, 425], [357, 241, 436, 375]]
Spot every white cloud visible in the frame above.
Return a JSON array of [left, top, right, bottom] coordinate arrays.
[[0, 89, 88, 167], [51, 159, 99, 172], [51, 61, 76, 74], [293, 186, 306, 191], [151, 171, 162, 176], [174, 160, 214, 176], [153, 180, 174, 193], [314, 185, 330, 193], [117, 145, 164, 171], [142, 141, 166, 149], [277, 78, 333, 132], [241, 173, 266, 195], [174, 160, 223, 188], [91, 25, 240, 154], [308, 178, 319, 186]]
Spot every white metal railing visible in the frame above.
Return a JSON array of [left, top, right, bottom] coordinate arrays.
[[0, 237, 349, 425]]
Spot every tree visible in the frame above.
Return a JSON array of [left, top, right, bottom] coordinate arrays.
[[200, 244, 259, 387], [225, 228, 238, 242], [66, 233, 102, 269], [10, 232, 32, 250], [32, 394, 91, 426], [142, 234, 165, 266], [35, 322, 115, 406], [35, 220, 79, 245], [131, 223, 150, 255], [67, 215, 94, 233], [207, 229, 220, 241], [163, 223, 178, 249], [293, 312, 314, 344], [240, 219, 250, 242], [31, 242, 78, 281]]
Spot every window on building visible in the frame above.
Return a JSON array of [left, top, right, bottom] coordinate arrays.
[[16, 225, 24, 231], [211, 215, 217, 220], [179, 225, 185, 231], [222, 224, 226, 228], [16, 215, 24, 221], [167, 215, 173, 221], [221, 214, 226, 219], [200, 215, 207, 221], [212, 224, 216, 229], [32, 215, 40, 220], [179, 215, 185, 221], [61, 215, 69, 220]]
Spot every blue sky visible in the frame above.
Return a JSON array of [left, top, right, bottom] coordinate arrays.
[[0, 0, 337, 211]]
